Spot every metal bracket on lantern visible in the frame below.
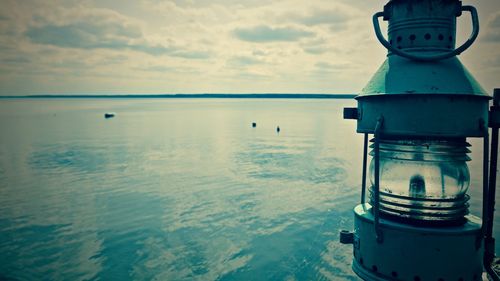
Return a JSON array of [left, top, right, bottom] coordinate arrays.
[[345, 108, 385, 243], [373, 117, 384, 244], [342, 108, 385, 243], [480, 119, 490, 251]]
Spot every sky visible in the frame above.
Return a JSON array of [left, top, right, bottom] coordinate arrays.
[[0, 0, 499, 95]]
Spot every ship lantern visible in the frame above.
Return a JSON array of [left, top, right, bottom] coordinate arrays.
[[340, 0, 500, 280]]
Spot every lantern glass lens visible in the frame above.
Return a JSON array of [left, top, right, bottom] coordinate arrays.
[[369, 139, 470, 223]]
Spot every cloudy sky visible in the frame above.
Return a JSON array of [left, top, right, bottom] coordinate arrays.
[[0, 0, 499, 95]]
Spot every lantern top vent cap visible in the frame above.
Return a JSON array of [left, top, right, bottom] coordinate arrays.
[[359, 56, 488, 97]]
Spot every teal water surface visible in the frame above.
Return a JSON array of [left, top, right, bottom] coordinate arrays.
[[0, 98, 497, 280], [0, 99, 363, 280]]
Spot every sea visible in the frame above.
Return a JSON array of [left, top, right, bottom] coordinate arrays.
[[0, 98, 498, 280]]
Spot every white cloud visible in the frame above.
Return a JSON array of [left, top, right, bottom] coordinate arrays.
[[228, 55, 265, 66], [233, 25, 315, 43], [0, 0, 498, 95], [280, 5, 357, 30], [22, 5, 212, 59], [483, 11, 500, 42]]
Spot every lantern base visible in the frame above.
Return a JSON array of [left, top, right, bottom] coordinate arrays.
[[352, 204, 483, 281]]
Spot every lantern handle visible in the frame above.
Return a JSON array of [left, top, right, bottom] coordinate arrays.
[[372, 5, 479, 61]]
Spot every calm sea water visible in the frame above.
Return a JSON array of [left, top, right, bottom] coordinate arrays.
[[0, 98, 497, 281]]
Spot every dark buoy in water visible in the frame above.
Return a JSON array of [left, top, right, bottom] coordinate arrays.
[[104, 112, 115, 119], [252, 122, 257, 128], [276, 126, 280, 133]]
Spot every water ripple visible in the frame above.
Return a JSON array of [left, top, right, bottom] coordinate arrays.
[[0, 99, 369, 280]]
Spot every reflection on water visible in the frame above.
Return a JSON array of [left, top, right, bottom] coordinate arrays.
[[0, 98, 496, 280]]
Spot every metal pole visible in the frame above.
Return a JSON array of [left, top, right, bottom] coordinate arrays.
[[481, 120, 490, 255], [485, 123, 500, 281], [485, 89, 500, 279], [361, 133, 368, 204], [486, 126, 498, 250], [374, 118, 383, 243]]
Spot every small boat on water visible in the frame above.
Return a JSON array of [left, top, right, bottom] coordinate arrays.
[[104, 112, 115, 119]]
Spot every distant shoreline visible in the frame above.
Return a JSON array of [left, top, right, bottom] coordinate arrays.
[[0, 93, 356, 99]]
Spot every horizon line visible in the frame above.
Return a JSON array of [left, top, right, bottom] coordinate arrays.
[[0, 93, 357, 99]]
